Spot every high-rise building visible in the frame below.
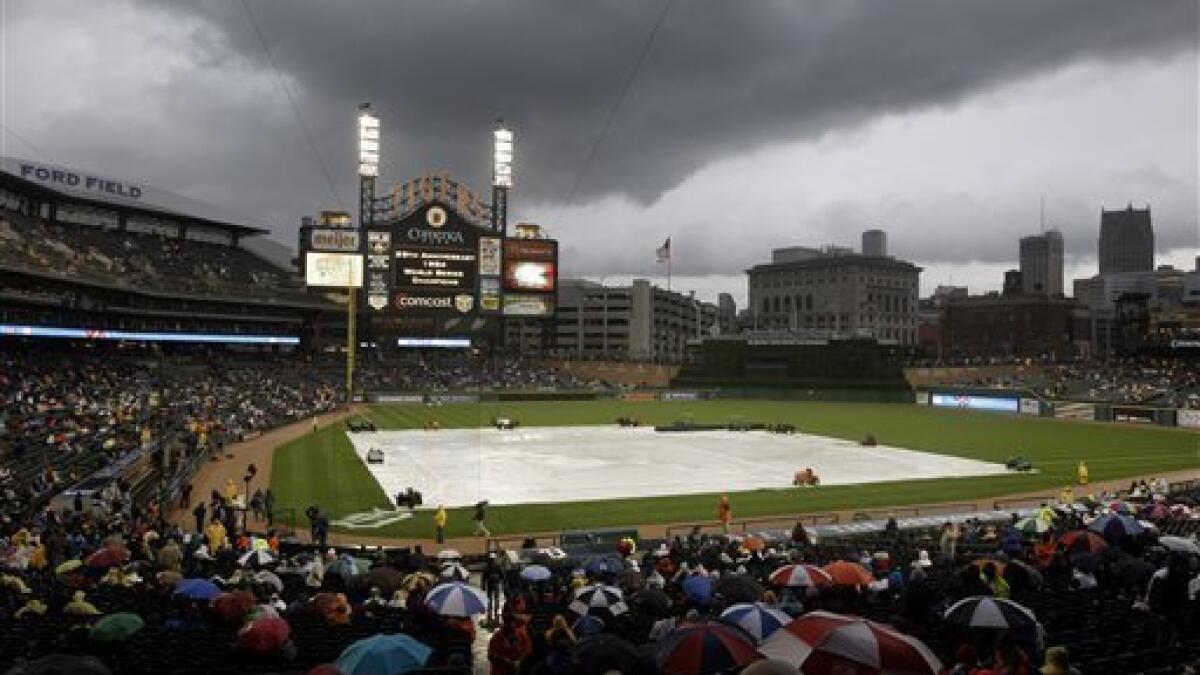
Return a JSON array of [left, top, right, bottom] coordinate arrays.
[[1019, 229, 1064, 296], [862, 229, 887, 257], [717, 293, 737, 334], [1099, 204, 1154, 274], [1003, 270, 1023, 296]]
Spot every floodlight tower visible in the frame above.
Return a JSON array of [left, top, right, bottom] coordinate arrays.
[[347, 103, 380, 403], [491, 119, 513, 235]]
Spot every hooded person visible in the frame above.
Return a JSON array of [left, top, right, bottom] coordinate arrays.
[[65, 591, 102, 616]]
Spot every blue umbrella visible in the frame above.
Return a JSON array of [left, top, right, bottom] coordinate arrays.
[[718, 602, 791, 644], [573, 614, 607, 636], [1089, 514, 1144, 540], [174, 578, 221, 601], [682, 575, 714, 606], [424, 581, 488, 617], [521, 565, 552, 582], [326, 555, 361, 581], [336, 634, 431, 675]]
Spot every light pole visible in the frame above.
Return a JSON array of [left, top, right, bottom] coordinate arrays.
[[349, 103, 380, 403], [491, 119, 513, 235]]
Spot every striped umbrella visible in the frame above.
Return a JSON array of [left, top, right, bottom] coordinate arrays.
[[424, 581, 488, 617], [719, 602, 792, 644], [769, 564, 832, 589], [1089, 514, 1144, 540], [1060, 530, 1107, 552], [1014, 517, 1051, 537], [569, 584, 627, 617], [439, 562, 470, 581], [822, 561, 874, 587], [656, 621, 762, 675], [943, 596, 1038, 630], [760, 611, 942, 674], [238, 549, 277, 568]]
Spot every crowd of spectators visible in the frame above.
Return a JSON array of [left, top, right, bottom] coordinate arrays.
[[352, 352, 601, 392], [0, 343, 340, 525], [0, 476, 1196, 674], [912, 356, 1200, 409], [0, 209, 305, 301]]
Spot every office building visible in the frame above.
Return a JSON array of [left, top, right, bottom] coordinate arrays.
[[1099, 204, 1154, 275], [746, 232, 921, 344], [1019, 229, 1064, 296]]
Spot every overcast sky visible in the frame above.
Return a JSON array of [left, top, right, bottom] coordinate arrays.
[[1, 0, 1196, 304]]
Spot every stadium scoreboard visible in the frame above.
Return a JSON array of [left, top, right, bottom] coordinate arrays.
[[300, 202, 557, 325]]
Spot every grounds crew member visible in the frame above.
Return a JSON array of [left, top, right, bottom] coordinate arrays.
[[1077, 460, 1089, 486], [718, 495, 732, 534], [473, 501, 490, 537], [435, 504, 448, 544]]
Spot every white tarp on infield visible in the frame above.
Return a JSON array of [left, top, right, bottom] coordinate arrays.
[[347, 426, 1009, 509]]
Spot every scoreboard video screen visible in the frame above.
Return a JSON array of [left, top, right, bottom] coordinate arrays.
[[330, 202, 557, 322]]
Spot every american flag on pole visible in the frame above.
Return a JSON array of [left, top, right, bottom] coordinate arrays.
[[655, 237, 671, 263]]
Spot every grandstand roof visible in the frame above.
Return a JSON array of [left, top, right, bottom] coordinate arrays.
[[0, 156, 270, 237]]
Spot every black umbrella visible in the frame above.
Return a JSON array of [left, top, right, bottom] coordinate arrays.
[[571, 634, 655, 675], [629, 588, 672, 618], [6, 654, 112, 675], [944, 596, 1039, 631], [713, 574, 764, 605]]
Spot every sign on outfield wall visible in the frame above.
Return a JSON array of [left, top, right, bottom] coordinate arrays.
[[915, 391, 930, 406], [310, 229, 361, 252], [1019, 398, 1040, 415], [661, 391, 701, 401], [1177, 409, 1200, 428], [930, 393, 1019, 413]]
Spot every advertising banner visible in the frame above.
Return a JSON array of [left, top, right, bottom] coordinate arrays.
[[480, 277, 501, 313], [503, 293, 555, 317], [1177, 409, 1200, 428], [305, 252, 362, 288], [504, 261, 556, 292], [915, 391, 930, 406], [929, 393, 1019, 413], [1054, 402, 1095, 420], [479, 237, 501, 276], [661, 391, 701, 401], [376, 394, 425, 404], [1019, 398, 1040, 415], [310, 229, 360, 252]]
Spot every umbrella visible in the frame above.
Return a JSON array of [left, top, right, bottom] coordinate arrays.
[[1014, 517, 1051, 537], [743, 535, 766, 552], [424, 581, 488, 617], [570, 584, 627, 617], [822, 561, 874, 587], [943, 596, 1039, 631], [174, 578, 221, 601], [55, 559, 84, 576], [1089, 514, 1144, 540], [439, 562, 470, 581], [760, 611, 942, 674], [401, 571, 435, 591], [85, 548, 126, 569], [366, 567, 405, 596], [312, 593, 352, 625], [436, 549, 461, 560], [630, 588, 672, 617], [1159, 536, 1200, 555], [656, 621, 762, 675], [325, 555, 361, 581], [573, 614, 607, 636], [770, 564, 833, 589], [336, 634, 431, 675], [521, 564, 551, 582], [1004, 559, 1044, 590], [238, 549, 277, 568], [719, 602, 791, 644], [713, 574, 765, 605], [212, 590, 257, 624], [1060, 530, 1108, 552], [253, 570, 284, 592], [238, 617, 291, 654], [571, 634, 653, 675], [682, 575, 714, 606], [1108, 500, 1135, 515], [89, 613, 145, 643]]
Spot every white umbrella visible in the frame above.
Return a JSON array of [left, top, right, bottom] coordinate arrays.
[[238, 549, 277, 568], [424, 581, 487, 617], [440, 562, 470, 581]]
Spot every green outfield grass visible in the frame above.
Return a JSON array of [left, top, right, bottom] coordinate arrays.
[[269, 400, 1199, 539]]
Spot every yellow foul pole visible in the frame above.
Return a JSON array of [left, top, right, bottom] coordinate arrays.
[[346, 264, 356, 404]]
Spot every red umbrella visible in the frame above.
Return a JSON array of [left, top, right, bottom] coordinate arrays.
[[239, 616, 291, 653], [655, 621, 762, 675], [85, 548, 127, 569], [760, 611, 942, 674], [822, 561, 873, 587], [1059, 530, 1108, 552], [212, 590, 256, 625], [770, 564, 832, 591]]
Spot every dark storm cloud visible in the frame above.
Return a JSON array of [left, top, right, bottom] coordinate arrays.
[[159, 0, 1195, 206], [2, 0, 1195, 277]]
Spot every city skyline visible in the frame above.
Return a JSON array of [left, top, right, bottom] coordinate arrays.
[[1, 0, 1196, 305]]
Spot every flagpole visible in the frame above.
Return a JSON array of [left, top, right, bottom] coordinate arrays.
[[667, 252, 672, 293]]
